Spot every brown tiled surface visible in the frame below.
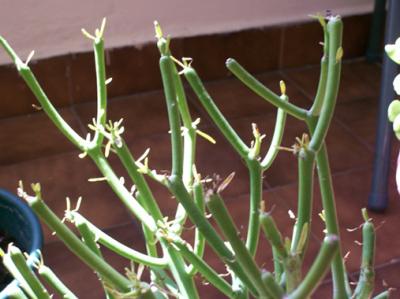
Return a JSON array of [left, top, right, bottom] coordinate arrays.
[[0, 17, 400, 298]]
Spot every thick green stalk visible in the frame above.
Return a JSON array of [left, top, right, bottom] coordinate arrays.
[[38, 265, 78, 299], [314, 144, 350, 299], [186, 180, 206, 275], [309, 56, 329, 117], [261, 97, 288, 170], [4, 246, 50, 299], [260, 212, 287, 259], [261, 271, 285, 299], [92, 38, 107, 146], [183, 67, 249, 159], [290, 148, 315, 255], [288, 235, 339, 299], [206, 191, 278, 299], [0, 37, 85, 150], [25, 197, 131, 292], [225, 58, 307, 121], [171, 236, 235, 298], [309, 17, 343, 153], [167, 176, 258, 296], [160, 55, 183, 177], [353, 213, 375, 299], [246, 158, 263, 256], [76, 220, 114, 299]]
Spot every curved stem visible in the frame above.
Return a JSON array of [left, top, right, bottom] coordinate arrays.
[[183, 67, 250, 159], [226, 58, 307, 121], [261, 97, 288, 170], [309, 17, 343, 153], [0, 37, 85, 150], [245, 158, 263, 256], [72, 213, 167, 268], [288, 235, 339, 299]]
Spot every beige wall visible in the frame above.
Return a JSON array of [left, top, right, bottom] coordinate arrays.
[[0, 0, 373, 64]]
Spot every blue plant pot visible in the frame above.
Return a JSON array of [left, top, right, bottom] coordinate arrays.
[[0, 189, 43, 298]]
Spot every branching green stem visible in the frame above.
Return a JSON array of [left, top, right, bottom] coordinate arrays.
[[38, 265, 78, 299], [24, 196, 131, 292]]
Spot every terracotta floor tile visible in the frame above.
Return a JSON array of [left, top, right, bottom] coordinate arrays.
[[0, 108, 82, 165], [335, 97, 379, 149], [284, 60, 381, 104]]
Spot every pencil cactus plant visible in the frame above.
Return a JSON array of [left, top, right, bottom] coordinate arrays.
[[0, 14, 391, 298]]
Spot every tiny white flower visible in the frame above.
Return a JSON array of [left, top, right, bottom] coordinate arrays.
[[394, 74, 400, 95]]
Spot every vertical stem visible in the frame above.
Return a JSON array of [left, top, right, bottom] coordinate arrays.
[[291, 148, 315, 255], [245, 158, 263, 256], [160, 55, 183, 177], [314, 144, 350, 299]]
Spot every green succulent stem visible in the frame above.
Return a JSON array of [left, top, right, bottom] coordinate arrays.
[[245, 158, 263, 256], [4, 246, 50, 299], [38, 265, 78, 299], [288, 235, 339, 299], [0, 37, 85, 150], [25, 196, 132, 292], [160, 55, 184, 178], [260, 271, 285, 299], [260, 212, 287, 259], [206, 191, 278, 299], [167, 176, 258, 296], [291, 148, 315, 256], [76, 219, 114, 299], [225, 58, 308, 121], [92, 38, 107, 146], [261, 97, 288, 170], [170, 236, 235, 298], [309, 17, 343, 153], [183, 67, 250, 159], [353, 214, 375, 299]]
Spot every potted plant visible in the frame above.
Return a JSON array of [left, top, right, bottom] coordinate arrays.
[[0, 14, 392, 298], [0, 189, 43, 298]]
